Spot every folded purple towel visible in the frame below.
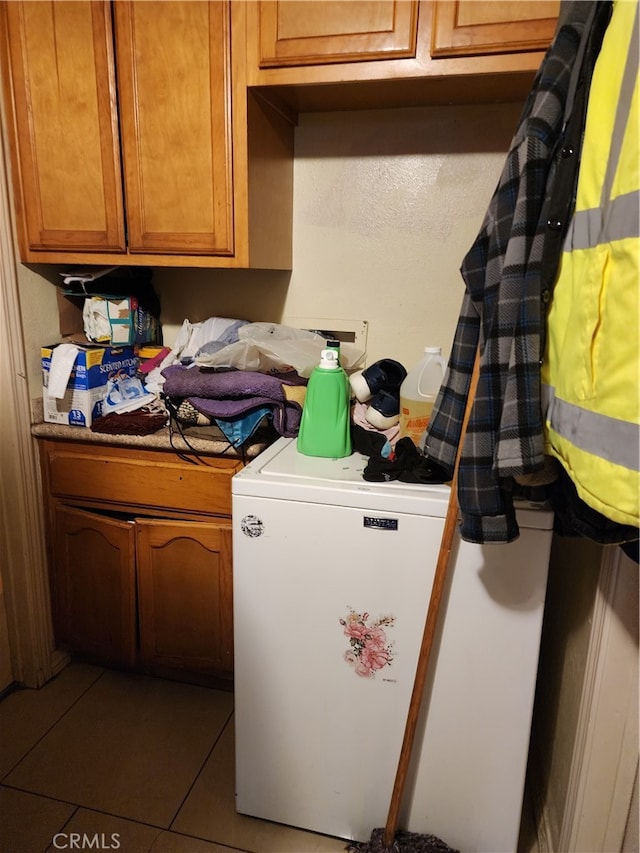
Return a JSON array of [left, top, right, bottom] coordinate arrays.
[[161, 366, 306, 438], [162, 366, 305, 400]]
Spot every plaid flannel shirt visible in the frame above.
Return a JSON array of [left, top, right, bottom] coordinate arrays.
[[425, 1, 609, 543]]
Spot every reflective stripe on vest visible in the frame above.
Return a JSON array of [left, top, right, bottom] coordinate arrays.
[[567, 189, 639, 248], [542, 385, 640, 472], [563, 1, 640, 253]]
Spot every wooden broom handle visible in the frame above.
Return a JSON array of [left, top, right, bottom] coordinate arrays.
[[383, 348, 481, 847]]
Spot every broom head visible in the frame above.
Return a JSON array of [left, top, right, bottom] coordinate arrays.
[[346, 827, 460, 853]]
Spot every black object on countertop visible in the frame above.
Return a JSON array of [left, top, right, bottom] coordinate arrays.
[[363, 438, 450, 484]]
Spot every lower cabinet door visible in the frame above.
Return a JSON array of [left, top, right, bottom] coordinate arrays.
[[52, 505, 136, 668], [135, 518, 233, 678]]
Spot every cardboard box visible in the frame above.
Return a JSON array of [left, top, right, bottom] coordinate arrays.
[[41, 343, 138, 427], [56, 289, 86, 340]]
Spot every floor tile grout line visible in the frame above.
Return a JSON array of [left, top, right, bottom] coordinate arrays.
[[167, 707, 235, 833], [0, 668, 107, 784], [2, 694, 240, 846], [0, 781, 79, 813], [36, 802, 81, 853], [1, 667, 239, 844], [1, 780, 170, 833], [196, 841, 254, 853], [2, 776, 255, 853], [52, 804, 166, 853], [163, 828, 254, 853], [2, 670, 258, 851]]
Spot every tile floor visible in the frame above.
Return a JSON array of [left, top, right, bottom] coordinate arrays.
[[0, 663, 539, 853]]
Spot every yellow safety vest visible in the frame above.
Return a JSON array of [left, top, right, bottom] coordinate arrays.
[[542, 0, 639, 528]]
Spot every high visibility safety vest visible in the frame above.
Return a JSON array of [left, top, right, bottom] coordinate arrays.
[[542, 0, 639, 528]]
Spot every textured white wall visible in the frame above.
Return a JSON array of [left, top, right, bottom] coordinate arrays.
[[155, 102, 521, 372], [285, 104, 520, 368]]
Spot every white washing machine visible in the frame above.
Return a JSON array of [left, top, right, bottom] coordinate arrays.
[[232, 437, 553, 852]]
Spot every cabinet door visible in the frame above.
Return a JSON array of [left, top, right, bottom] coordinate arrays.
[[136, 518, 233, 677], [113, 1, 234, 256], [52, 505, 136, 668], [0, 1, 126, 253], [258, 0, 419, 67], [432, 1, 559, 58]]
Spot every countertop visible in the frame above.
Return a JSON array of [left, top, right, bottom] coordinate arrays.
[[30, 399, 274, 460]]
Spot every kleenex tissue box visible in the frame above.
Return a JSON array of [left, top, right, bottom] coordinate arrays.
[[83, 296, 160, 346], [41, 343, 138, 427]]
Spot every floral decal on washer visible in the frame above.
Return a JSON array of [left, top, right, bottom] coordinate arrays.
[[340, 608, 395, 678]]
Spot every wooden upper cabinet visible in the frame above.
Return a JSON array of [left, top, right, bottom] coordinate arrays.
[[0, 0, 294, 268], [258, 0, 419, 67], [432, 1, 560, 58], [113, 2, 233, 255], [247, 1, 560, 111], [1, 0, 232, 258], [0, 2, 125, 253]]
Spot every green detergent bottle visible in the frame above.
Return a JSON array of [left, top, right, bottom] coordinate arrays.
[[297, 348, 352, 458]]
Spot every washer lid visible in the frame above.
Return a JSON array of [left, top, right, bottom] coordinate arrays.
[[233, 436, 449, 515], [233, 437, 554, 529]]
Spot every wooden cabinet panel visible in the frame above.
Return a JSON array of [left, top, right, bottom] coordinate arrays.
[[0, 1, 125, 252], [52, 505, 136, 667], [136, 519, 233, 676], [0, 1, 294, 268], [43, 441, 243, 518], [246, 1, 559, 111], [258, 0, 419, 67], [39, 439, 240, 683], [113, 1, 234, 255], [432, 0, 560, 57]]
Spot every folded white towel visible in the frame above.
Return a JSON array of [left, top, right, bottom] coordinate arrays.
[[47, 344, 80, 399]]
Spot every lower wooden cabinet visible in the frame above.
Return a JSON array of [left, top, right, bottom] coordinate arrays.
[[136, 519, 233, 676], [53, 505, 137, 670], [39, 438, 243, 685]]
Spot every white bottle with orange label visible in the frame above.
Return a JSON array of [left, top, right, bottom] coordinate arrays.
[[398, 346, 446, 446]]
